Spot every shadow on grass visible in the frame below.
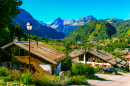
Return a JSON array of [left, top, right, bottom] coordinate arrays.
[[116, 73, 125, 76]]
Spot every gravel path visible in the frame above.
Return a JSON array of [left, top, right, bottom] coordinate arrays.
[[87, 72, 130, 86]]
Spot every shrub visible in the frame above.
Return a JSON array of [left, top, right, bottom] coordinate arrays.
[[20, 72, 32, 85], [65, 70, 72, 77], [31, 72, 65, 86], [117, 69, 128, 73], [71, 63, 95, 78], [63, 57, 72, 70], [94, 67, 105, 73], [71, 75, 89, 85], [0, 67, 9, 77], [1, 75, 13, 82], [0, 82, 6, 86], [9, 70, 21, 81]]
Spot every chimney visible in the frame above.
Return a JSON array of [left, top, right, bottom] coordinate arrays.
[[86, 47, 89, 51], [13, 37, 18, 42], [36, 41, 38, 47], [125, 48, 129, 53], [81, 46, 83, 50], [114, 56, 116, 62]]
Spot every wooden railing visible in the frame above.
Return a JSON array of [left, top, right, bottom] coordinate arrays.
[[12, 56, 45, 73], [32, 59, 45, 73]]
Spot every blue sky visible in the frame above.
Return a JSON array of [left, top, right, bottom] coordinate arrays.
[[20, 0, 130, 24]]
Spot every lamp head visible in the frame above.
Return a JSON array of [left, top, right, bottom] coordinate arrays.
[[26, 22, 32, 30]]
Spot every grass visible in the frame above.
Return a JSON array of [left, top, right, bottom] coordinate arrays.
[[41, 41, 66, 51]]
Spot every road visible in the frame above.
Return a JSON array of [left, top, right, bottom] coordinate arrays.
[[88, 72, 130, 86]]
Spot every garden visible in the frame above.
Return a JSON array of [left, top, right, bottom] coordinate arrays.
[[0, 67, 66, 86], [0, 62, 128, 86]]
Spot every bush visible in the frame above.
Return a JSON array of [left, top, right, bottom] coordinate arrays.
[[65, 70, 72, 77], [117, 69, 128, 73], [63, 57, 72, 70], [1, 75, 13, 82], [0, 67, 9, 77], [70, 75, 89, 85], [94, 67, 105, 73], [9, 70, 21, 81], [20, 72, 32, 85], [0, 82, 6, 86], [71, 63, 95, 78], [31, 72, 65, 86]]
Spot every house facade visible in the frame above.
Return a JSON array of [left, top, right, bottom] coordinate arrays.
[[0, 38, 68, 75], [69, 48, 129, 70]]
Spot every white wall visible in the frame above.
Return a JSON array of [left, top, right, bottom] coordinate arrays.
[[54, 62, 61, 75], [71, 57, 79, 63], [39, 64, 52, 75]]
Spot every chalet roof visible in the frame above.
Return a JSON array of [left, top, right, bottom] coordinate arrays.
[[1, 41, 68, 64], [69, 49, 128, 68]]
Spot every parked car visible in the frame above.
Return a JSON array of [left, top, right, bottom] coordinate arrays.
[[101, 68, 117, 75]]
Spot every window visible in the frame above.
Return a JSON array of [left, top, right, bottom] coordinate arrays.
[[19, 49, 24, 56], [7, 63, 10, 67], [79, 55, 84, 61], [11, 63, 13, 66]]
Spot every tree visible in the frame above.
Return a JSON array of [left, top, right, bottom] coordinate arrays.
[[0, 0, 23, 30], [45, 37, 48, 43], [0, 0, 23, 46]]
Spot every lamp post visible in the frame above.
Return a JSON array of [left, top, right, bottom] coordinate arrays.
[[26, 22, 32, 72]]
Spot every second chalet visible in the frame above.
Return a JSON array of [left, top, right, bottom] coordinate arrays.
[[69, 47, 129, 70]]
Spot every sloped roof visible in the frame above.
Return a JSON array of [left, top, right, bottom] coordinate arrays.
[[2, 41, 68, 64], [69, 49, 128, 68]]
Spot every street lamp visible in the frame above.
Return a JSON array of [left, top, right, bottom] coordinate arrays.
[[26, 21, 32, 72]]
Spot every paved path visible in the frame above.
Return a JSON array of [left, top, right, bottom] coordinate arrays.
[[88, 73, 130, 86]]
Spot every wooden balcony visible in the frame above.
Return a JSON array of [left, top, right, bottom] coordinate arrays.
[[12, 56, 45, 73]]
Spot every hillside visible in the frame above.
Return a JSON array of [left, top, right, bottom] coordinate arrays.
[[64, 20, 116, 42], [13, 9, 65, 39], [112, 20, 130, 38], [105, 18, 124, 26]]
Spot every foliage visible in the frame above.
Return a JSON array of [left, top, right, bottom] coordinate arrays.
[[20, 72, 32, 85], [0, 82, 6, 86], [0, 0, 22, 29], [65, 70, 72, 77], [0, 67, 66, 85], [31, 72, 65, 86], [0, 23, 28, 46], [9, 70, 21, 81], [1, 75, 13, 82], [94, 67, 105, 73], [116, 69, 128, 73], [63, 57, 72, 70], [71, 63, 95, 78], [70, 75, 89, 85], [0, 67, 9, 77]]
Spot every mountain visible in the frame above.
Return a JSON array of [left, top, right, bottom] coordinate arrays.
[[64, 20, 116, 42], [37, 20, 47, 26], [71, 15, 97, 26], [48, 17, 64, 28], [13, 9, 65, 39], [48, 15, 97, 35], [63, 19, 77, 25]]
